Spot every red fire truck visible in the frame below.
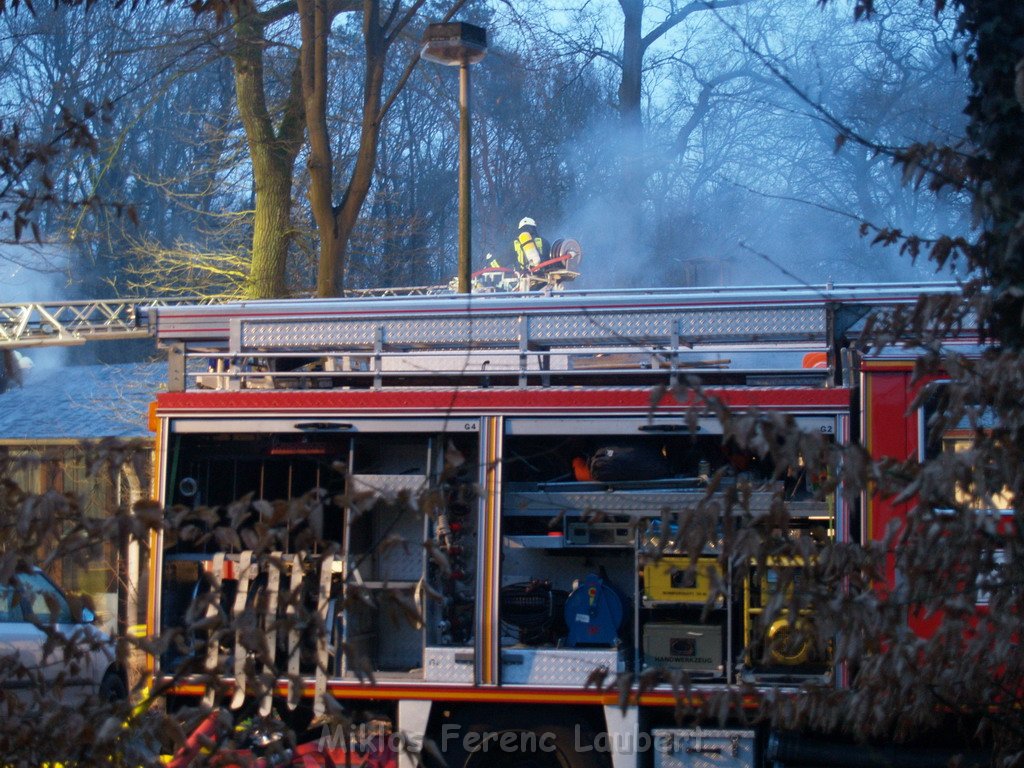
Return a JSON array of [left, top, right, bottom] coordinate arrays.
[[142, 283, 981, 768]]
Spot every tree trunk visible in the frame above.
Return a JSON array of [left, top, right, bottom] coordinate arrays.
[[616, 0, 646, 269], [309, 0, 386, 297], [613, 0, 752, 279], [617, 0, 644, 131], [959, 0, 1024, 347], [248, 163, 298, 297], [232, 0, 305, 299], [300, 0, 339, 297]]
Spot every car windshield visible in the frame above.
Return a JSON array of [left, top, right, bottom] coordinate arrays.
[[16, 573, 73, 624], [0, 584, 21, 622]]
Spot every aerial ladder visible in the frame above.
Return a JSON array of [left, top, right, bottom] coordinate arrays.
[[0, 252, 585, 350], [0, 298, 190, 349], [0, 290, 446, 350], [0, 235, 585, 350]]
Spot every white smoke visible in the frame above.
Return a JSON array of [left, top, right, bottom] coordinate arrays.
[[0, 240, 73, 374]]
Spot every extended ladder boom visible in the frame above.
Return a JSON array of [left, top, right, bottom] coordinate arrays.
[[0, 298, 196, 349], [0, 272, 578, 350], [0, 284, 483, 350]]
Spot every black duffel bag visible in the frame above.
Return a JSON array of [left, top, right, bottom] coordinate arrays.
[[588, 444, 671, 482]]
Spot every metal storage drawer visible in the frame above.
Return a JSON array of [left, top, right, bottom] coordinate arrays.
[[500, 647, 625, 685], [652, 729, 756, 768], [423, 647, 475, 683]]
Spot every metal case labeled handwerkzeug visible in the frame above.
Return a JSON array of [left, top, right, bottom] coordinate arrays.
[[642, 623, 723, 673]]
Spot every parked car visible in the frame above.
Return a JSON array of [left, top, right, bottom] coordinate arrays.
[[0, 569, 126, 702]]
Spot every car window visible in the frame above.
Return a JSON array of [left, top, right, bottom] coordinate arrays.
[[0, 584, 23, 622], [16, 573, 73, 625]]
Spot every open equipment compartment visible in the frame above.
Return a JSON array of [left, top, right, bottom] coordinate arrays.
[[340, 432, 431, 678], [500, 413, 837, 685], [341, 428, 481, 680], [160, 418, 481, 683]]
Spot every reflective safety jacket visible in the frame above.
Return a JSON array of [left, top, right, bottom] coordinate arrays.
[[513, 231, 546, 270]]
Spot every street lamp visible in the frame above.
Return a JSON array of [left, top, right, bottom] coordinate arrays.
[[421, 22, 487, 294]]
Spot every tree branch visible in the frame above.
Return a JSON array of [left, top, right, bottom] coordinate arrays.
[[379, 0, 467, 121], [641, 0, 753, 54]]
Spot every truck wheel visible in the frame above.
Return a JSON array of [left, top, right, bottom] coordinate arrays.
[[455, 720, 608, 768]]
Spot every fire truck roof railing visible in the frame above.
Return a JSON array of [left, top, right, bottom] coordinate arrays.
[[139, 282, 965, 392]]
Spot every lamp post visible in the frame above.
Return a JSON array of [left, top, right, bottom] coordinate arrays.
[[421, 22, 487, 294]]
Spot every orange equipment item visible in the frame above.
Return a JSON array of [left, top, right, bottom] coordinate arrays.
[[572, 456, 592, 481]]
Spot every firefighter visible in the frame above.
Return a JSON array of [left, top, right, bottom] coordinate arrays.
[[512, 217, 551, 273], [473, 253, 512, 291]]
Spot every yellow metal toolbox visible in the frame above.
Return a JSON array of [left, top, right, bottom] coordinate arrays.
[[643, 556, 719, 603]]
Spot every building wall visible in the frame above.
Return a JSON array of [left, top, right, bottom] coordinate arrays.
[[0, 442, 153, 636]]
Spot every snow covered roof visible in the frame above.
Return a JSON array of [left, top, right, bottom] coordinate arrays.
[[0, 362, 164, 441]]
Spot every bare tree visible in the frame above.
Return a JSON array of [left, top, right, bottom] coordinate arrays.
[[301, 0, 471, 297], [229, 0, 307, 299]]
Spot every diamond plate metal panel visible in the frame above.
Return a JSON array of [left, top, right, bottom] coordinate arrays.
[[240, 319, 377, 349], [377, 316, 520, 346], [503, 489, 791, 517], [500, 647, 625, 685], [529, 306, 824, 345], [350, 474, 426, 500], [349, 475, 426, 582], [235, 304, 825, 353], [653, 730, 756, 768], [238, 316, 521, 351], [423, 647, 475, 682], [344, 598, 423, 673], [531, 311, 676, 343], [506, 489, 706, 516], [678, 306, 824, 341]]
